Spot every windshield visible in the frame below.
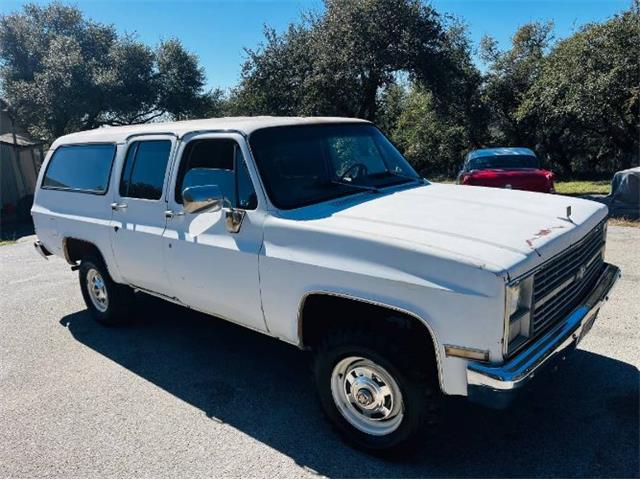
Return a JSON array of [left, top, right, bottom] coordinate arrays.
[[468, 154, 539, 170], [249, 123, 422, 210]]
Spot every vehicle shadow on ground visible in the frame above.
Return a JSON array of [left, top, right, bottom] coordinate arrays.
[[60, 296, 639, 478]]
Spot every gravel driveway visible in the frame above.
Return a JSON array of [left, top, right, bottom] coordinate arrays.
[[1, 227, 638, 478]]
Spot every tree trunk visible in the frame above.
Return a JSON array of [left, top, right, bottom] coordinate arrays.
[[358, 72, 380, 120]]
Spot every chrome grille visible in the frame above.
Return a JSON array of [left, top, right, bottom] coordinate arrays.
[[531, 221, 606, 336]]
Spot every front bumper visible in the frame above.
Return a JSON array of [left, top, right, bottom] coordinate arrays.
[[467, 263, 620, 409]]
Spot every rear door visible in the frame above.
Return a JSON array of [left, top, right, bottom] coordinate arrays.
[[110, 135, 176, 294]]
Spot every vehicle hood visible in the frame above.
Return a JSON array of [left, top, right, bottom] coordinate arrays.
[[282, 183, 607, 279]]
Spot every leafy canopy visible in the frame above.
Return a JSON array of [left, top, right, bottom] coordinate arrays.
[[0, 2, 208, 141], [517, 9, 640, 174], [235, 0, 459, 120]]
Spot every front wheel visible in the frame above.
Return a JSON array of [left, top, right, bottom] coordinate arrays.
[[313, 329, 440, 452], [79, 256, 134, 326]]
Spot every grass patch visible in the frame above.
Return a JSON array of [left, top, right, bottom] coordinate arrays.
[[429, 176, 455, 184], [554, 180, 610, 196], [0, 239, 17, 246], [609, 217, 639, 228], [430, 178, 612, 196]]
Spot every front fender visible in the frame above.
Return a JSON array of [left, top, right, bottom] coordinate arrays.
[[260, 217, 506, 396]]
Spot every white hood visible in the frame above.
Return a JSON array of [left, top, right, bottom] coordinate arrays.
[[287, 183, 607, 280]]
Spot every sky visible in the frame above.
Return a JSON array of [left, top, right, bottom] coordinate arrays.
[[0, 0, 630, 90]]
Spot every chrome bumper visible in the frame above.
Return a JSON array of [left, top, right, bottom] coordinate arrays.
[[467, 263, 620, 408]]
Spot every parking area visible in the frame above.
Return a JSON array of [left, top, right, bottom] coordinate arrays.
[[0, 227, 638, 478]]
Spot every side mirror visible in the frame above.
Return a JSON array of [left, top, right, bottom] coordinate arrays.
[[182, 185, 224, 214]]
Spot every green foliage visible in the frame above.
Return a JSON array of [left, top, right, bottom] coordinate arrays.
[[391, 86, 475, 176], [232, 24, 315, 116], [517, 9, 640, 175], [481, 21, 554, 146], [376, 82, 409, 134], [236, 0, 458, 120], [0, 0, 637, 178], [156, 38, 207, 120], [0, 2, 207, 141], [234, 0, 486, 176]]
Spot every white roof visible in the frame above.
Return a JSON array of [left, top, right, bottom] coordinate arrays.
[[52, 116, 371, 146]]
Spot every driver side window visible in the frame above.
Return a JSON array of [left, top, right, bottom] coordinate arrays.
[[175, 139, 257, 210]]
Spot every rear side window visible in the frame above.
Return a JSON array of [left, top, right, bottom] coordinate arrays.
[[42, 144, 116, 194], [120, 140, 172, 200]]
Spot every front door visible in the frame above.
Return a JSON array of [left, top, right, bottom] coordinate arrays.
[[110, 135, 175, 294], [162, 133, 267, 331]]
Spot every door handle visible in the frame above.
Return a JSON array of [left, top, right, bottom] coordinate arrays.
[[164, 210, 184, 219], [110, 202, 128, 211]]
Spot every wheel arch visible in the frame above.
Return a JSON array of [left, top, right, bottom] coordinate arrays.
[[297, 291, 444, 391], [62, 237, 106, 265]]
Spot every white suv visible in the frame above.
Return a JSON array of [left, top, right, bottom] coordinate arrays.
[[32, 117, 620, 451]]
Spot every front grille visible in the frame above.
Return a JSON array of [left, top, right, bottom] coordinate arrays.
[[531, 221, 606, 336]]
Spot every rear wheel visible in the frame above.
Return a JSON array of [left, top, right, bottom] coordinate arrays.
[[313, 328, 440, 452], [79, 256, 134, 326]]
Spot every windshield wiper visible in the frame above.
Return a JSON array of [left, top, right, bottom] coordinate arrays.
[[382, 171, 425, 184], [330, 179, 380, 193]]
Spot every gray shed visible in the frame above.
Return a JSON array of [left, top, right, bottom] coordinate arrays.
[[0, 99, 44, 223]]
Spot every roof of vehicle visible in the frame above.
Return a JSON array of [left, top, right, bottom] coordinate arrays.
[[51, 116, 371, 146], [467, 147, 536, 160]]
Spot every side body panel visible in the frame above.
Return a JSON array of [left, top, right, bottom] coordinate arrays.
[[161, 133, 268, 332], [109, 135, 176, 294], [259, 215, 506, 396], [31, 144, 124, 283]]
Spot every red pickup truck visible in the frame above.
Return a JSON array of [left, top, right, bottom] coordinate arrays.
[[457, 147, 555, 193]]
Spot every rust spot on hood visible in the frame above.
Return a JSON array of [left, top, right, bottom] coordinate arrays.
[[526, 226, 566, 251]]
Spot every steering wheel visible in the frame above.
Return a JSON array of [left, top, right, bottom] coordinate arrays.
[[340, 163, 368, 181]]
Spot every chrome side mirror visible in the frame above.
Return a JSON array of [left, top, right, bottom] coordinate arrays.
[[182, 185, 224, 214]]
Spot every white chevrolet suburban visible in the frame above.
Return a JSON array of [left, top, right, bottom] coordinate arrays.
[[32, 117, 620, 451]]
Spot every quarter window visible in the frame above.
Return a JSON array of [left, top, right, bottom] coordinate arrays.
[[42, 144, 115, 194], [120, 140, 172, 200]]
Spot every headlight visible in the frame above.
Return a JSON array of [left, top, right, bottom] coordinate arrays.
[[505, 276, 534, 353], [506, 284, 522, 316]]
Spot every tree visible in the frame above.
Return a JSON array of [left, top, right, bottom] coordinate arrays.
[[380, 21, 489, 176], [481, 21, 554, 146], [376, 82, 409, 135], [236, 0, 459, 120], [0, 2, 208, 141], [391, 85, 477, 177], [156, 38, 209, 120], [518, 8, 640, 174], [233, 24, 315, 116]]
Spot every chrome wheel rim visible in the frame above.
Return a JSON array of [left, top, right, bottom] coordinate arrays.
[[86, 268, 108, 313], [330, 356, 404, 436]]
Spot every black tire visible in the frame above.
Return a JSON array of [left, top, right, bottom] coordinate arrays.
[[78, 255, 134, 326], [313, 328, 440, 453]]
